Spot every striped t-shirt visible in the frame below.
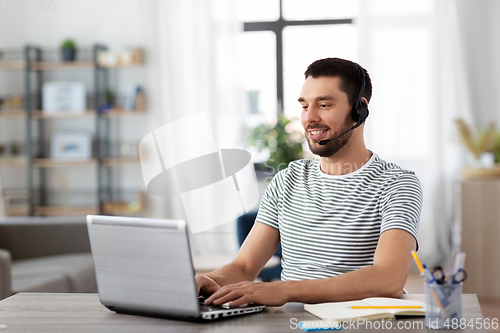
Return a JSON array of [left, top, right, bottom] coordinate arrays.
[[255, 153, 422, 281]]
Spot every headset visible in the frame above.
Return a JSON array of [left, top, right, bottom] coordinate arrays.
[[351, 64, 370, 124], [318, 64, 370, 146]]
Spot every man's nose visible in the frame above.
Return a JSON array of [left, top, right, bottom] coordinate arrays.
[[304, 105, 320, 123]]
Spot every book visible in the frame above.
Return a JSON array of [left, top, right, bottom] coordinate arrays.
[[304, 297, 426, 322], [124, 84, 141, 111]]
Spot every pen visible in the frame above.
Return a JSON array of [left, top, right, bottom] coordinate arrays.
[[302, 328, 341, 332], [299, 321, 342, 331], [422, 264, 438, 284], [411, 252, 436, 284], [411, 251, 445, 309]]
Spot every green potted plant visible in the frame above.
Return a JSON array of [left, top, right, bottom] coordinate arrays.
[[245, 115, 304, 175], [60, 39, 77, 61], [9, 141, 19, 155], [493, 130, 500, 164]]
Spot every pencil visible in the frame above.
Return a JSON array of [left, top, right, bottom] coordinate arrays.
[[411, 251, 445, 310], [411, 251, 425, 273], [351, 306, 422, 309]]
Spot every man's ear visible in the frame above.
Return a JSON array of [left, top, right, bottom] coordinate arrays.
[[361, 97, 369, 105]]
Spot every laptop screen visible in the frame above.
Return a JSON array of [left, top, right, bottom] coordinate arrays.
[[87, 215, 200, 318]]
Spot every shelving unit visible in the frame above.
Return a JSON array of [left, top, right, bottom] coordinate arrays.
[[0, 49, 28, 215], [9, 44, 146, 216], [461, 178, 500, 297]]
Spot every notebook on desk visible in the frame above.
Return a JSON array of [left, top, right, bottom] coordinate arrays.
[[305, 297, 426, 322], [86, 215, 265, 321]]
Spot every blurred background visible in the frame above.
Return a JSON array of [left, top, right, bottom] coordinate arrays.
[[0, 0, 499, 319]]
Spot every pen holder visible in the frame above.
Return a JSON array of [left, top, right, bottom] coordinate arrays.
[[425, 282, 463, 329]]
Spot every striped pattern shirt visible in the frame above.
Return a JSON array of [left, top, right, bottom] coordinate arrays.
[[255, 153, 422, 281]]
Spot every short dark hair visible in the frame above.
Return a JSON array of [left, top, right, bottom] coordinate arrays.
[[304, 58, 372, 106]]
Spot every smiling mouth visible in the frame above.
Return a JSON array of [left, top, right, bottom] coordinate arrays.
[[309, 129, 328, 139]]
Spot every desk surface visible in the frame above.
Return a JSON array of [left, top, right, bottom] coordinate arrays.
[[0, 293, 486, 333]]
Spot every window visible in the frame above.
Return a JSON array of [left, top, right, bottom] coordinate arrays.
[[237, 0, 358, 122]]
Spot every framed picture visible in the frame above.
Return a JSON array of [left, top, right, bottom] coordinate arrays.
[[50, 131, 92, 161], [42, 82, 86, 114]]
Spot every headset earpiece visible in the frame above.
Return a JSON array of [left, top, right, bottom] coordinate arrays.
[[357, 101, 369, 123], [351, 65, 370, 124]]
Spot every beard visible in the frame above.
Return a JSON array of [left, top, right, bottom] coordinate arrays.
[[305, 116, 353, 157]]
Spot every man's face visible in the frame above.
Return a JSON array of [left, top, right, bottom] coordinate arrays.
[[299, 76, 354, 157]]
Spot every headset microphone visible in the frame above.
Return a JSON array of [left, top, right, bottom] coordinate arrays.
[[317, 64, 369, 146]]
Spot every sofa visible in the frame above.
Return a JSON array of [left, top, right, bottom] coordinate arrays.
[[0, 216, 97, 300]]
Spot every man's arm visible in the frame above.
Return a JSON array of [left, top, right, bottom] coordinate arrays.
[[196, 222, 280, 296], [204, 228, 416, 306]]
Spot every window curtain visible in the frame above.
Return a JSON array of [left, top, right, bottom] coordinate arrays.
[[137, 0, 246, 256], [357, 0, 472, 266]]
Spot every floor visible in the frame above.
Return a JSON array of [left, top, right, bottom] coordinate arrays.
[[405, 271, 500, 332]]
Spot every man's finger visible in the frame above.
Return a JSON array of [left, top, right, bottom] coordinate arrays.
[[205, 286, 233, 304], [227, 295, 251, 308], [212, 290, 245, 306]]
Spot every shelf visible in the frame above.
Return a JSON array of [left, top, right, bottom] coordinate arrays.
[[103, 206, 143, 216], [32, 109, 143, 119], [32, 158, 139, 167], [14, 44, 145, 217], [35, 206, 99, 216], [0, 109, 26, 118], [0, 156, 28, 167], [103, 192, 145, 216], [463, 165, 500, 178], [32, 110, 95, 119], [30, 61, 94, 71], [33, 158, 97, 168], [99, 62, 143, 69], [101, 108, 144, 117], [0, 61, 24, 71], [5, 206, 29, 216], [30, 61, 142, 71], [104, 157, 139, 166]]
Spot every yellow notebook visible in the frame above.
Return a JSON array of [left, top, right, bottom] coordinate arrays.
[[304, 297, 426, 322]]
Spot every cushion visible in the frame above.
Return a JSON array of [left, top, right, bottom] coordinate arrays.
[[12, 252, 96, 294]]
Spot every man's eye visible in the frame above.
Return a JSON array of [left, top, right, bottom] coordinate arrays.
[[320, 104, 330, 108], [301, 105, 308, 110]]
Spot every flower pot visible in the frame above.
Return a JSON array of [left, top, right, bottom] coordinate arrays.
[[61, 48, 76, 61]]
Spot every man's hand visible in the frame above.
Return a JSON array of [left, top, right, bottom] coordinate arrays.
[[204, 281, 289, 307], [196, 275, 222, 297]]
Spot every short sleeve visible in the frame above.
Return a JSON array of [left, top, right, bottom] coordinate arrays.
[[379, 172, 423, 251], [254, 169, 286, 230]]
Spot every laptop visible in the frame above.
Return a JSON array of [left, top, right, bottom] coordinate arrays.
[[86, 215, 265, 321]]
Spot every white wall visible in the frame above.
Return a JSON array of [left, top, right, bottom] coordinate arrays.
[[0, 0, 143, 48], [456, 0, 500, 126]]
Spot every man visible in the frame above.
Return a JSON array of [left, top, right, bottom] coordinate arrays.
[[196, 58, 422, 307]]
